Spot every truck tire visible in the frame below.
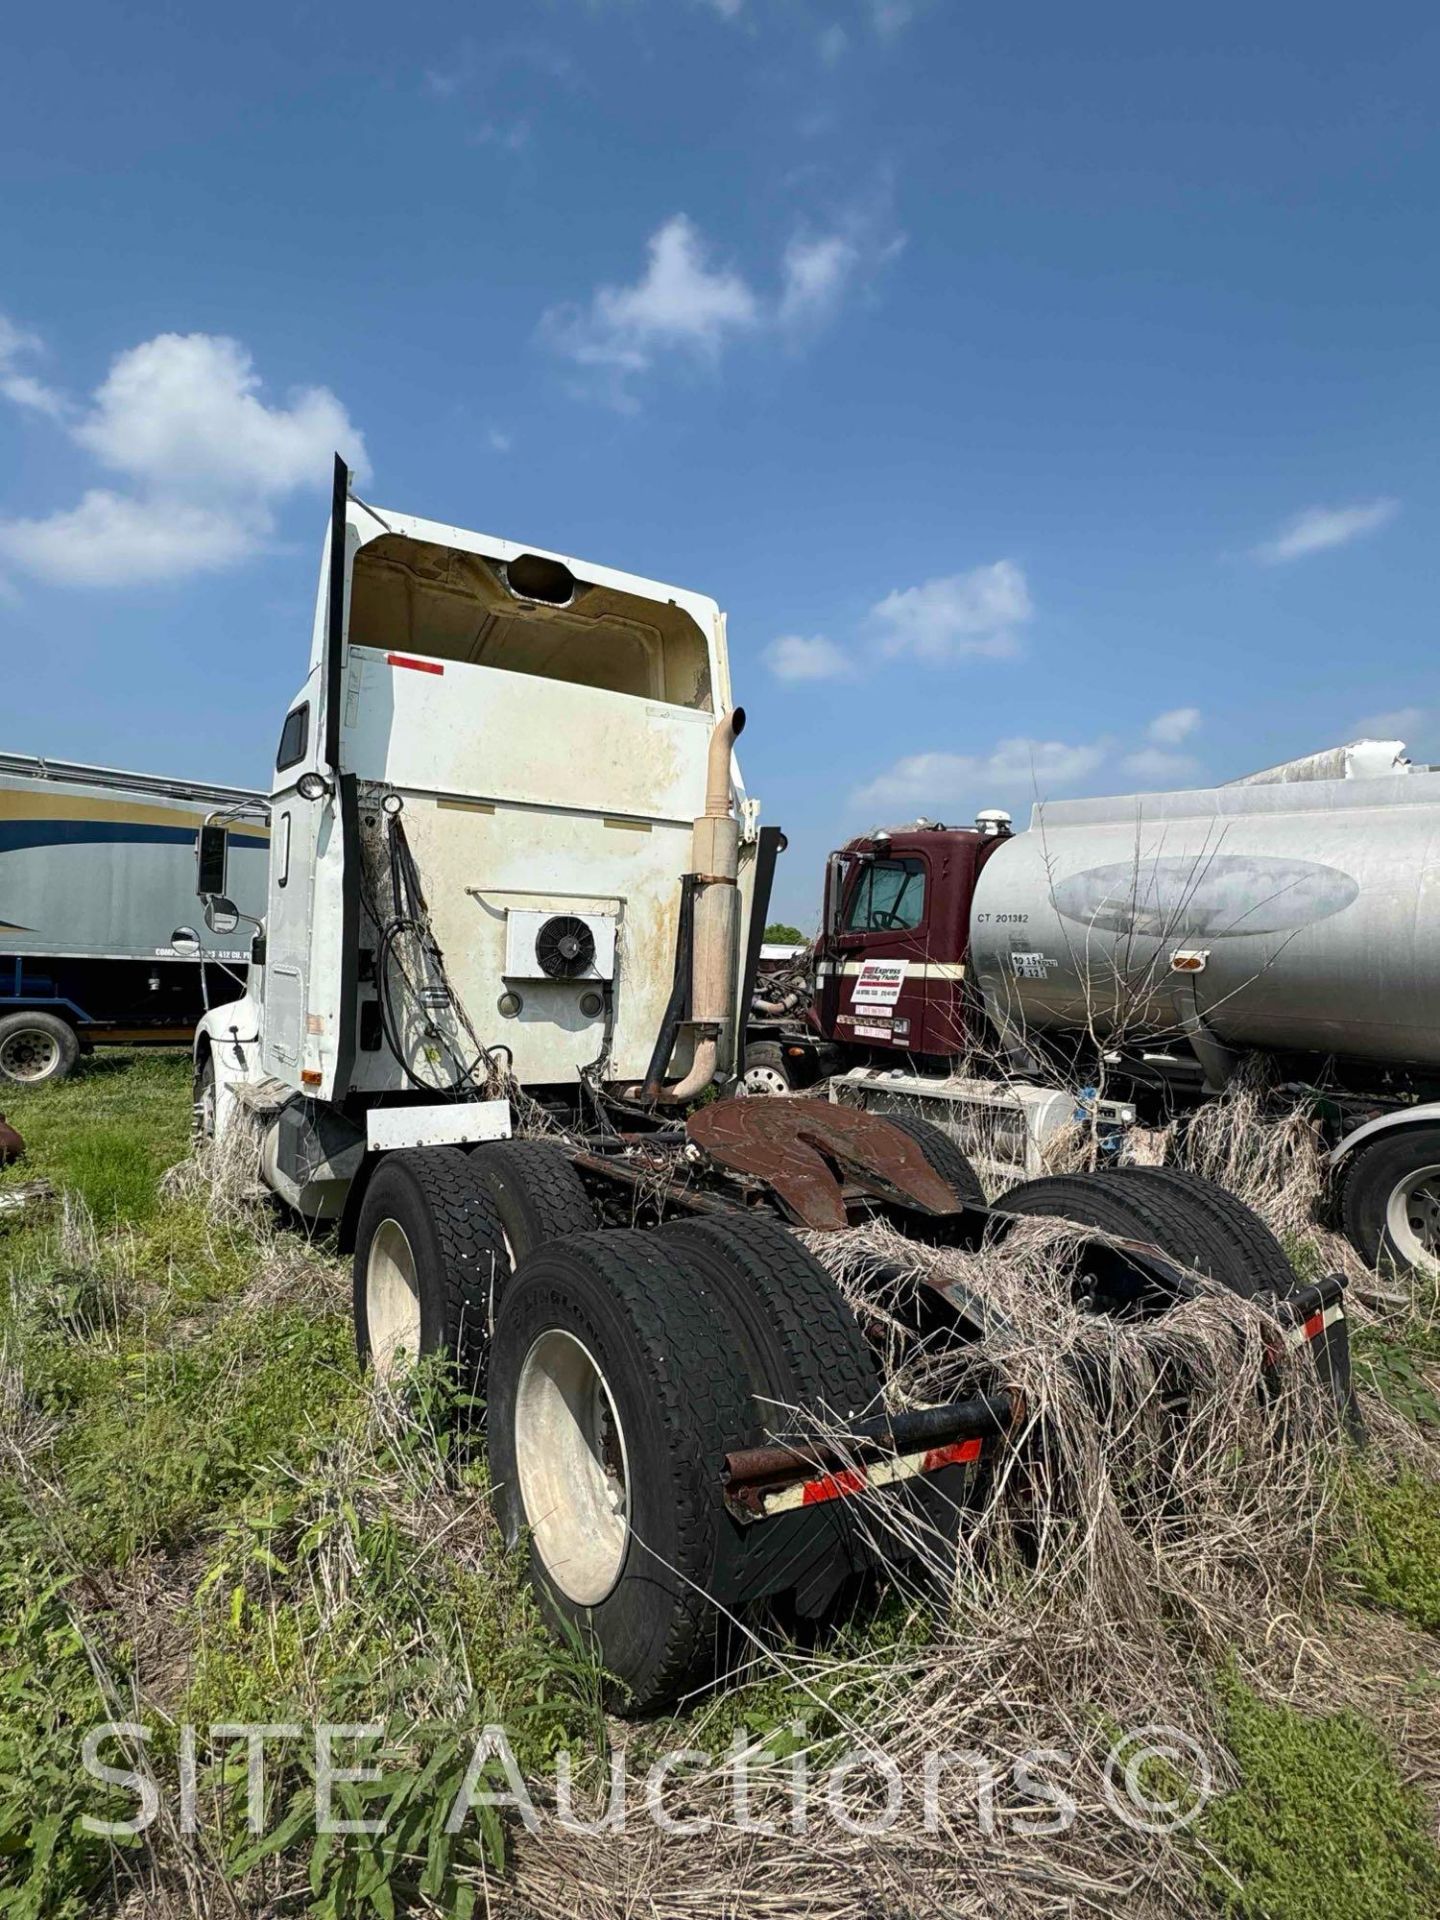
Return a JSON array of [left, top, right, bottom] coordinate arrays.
[[352, 1148, 510, 1386], [0, 1011, 79, 1088], [994, 1170, 1267, 1299], [487, 1229, 755, 1713], [739, 1042, 792, 1096], [875, 1111, 986, 1207], [193, 1052, 216, 1142], [1340, 1125, 1440, 1275], [1102, 1166, 1294, 1295], [465, 1139, 597, 1262], [658, 1211, 883, 1439]]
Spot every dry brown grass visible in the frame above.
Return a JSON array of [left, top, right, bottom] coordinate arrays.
[[492, 1216, 1358, 1920]]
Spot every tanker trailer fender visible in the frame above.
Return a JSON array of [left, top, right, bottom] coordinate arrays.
[[1329, 1103, 1440, 1275]]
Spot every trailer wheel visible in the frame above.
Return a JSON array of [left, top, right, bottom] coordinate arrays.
[[0, 1012, 79, 1088], [1340, 1125, 1440, 1275], [466, 1139, 597, 1262], [1101, 1166, 1294, 1295], [658, 1211, 882, 1437], [874, 1111, 986, 1207], [995, 1170, 1268, 1298], [352, 1149, 509, 1385], [488, 1230, 753, 1713], [739, 1042, 792, 1096]]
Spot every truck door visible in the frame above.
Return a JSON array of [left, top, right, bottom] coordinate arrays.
[[832, 852, 932, 1055], [259, 457, 359, 1099]]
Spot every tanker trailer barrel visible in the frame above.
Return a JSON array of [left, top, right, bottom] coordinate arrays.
[[968, 766, 1440, 1075]]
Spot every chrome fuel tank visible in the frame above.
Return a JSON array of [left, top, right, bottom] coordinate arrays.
[[969, 770, 1440, 1070]]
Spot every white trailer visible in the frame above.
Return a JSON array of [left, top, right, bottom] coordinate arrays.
[[0, 752, 266, 1085]]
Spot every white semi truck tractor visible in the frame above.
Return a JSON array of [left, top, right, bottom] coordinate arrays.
[[189, 462, 1350, 1707]]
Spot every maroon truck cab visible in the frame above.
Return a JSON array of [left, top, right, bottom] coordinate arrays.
[[809, 823, 1011, 1067]]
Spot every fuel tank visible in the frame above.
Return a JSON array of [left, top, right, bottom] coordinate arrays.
[[968, 768, 1440, 1071]]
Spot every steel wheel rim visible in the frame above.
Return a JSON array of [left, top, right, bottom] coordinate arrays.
[[366, 1218, 423, 1376], [1386, 1164, 1440, 1269], [513, 1328, 630, 1605], [0, 1028, 61, 1082], [740, 1062, 789, 1097]]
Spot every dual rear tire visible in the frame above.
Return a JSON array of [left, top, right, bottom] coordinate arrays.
[[995, 1164, 1294, 1299], [351, 1141, 877, 1712]]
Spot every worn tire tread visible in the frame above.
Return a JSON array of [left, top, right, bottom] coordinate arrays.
[[874, 1111, 987, 1206]]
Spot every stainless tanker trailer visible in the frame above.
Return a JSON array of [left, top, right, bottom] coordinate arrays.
[[967, 752, 1440, 1274], [970, 765, 1440, 1082]]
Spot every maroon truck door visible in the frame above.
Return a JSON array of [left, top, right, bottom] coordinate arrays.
[[830, 851, 934, 1054]]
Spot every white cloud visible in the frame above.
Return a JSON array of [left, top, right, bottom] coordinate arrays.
[[764, 633, 852, 681], [71, 334, 368, 499], [0, 490, 259, 588], [869, 560, 1032, 663], [1146, 705, 1201, 746], [1121, 744, 1200, 782], [854, 735, 1108, 813], [467, 117, 531, 153], [544, 206, 900, 404], [488, 426, 513, 454], [0, 328, 367, 588], [542, 215, 759, 398], [818, 23, 848, 63], [0, 313, 66, 418], [778, 232, 862, 330], [1252, 497, 1398, 564], [869, 0, 916, 34], [1350, 705, 1428, 742]]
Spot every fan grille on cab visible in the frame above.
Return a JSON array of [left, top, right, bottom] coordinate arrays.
[[535, 914, 597, 980]]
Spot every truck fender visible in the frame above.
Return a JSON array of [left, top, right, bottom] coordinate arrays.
[[194, 990, 264, 1139], [1329, 1101, 1440, 1169]]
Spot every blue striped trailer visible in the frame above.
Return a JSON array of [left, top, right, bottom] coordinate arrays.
[[0, 752, 268, 1084]]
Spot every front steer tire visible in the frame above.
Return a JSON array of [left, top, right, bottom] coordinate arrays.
[[487, 1229, 755, 1714], [352, 1149, 510, 1387]]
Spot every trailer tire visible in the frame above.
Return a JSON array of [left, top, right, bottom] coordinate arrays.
[[1102, 1166, 1294, 1295], [658, 1212, 882, 1439], [466, 1139, 597, 1262], [353, 1148, 510, 1387], [0, 1011, 79, 1088], [995, 1170, 1266, 1298], [488, 1229, 754, 1713], [874, 1112, 986, 1207], [1340, 1125, 1440, 1275], [739, 1042, 792, 1096]]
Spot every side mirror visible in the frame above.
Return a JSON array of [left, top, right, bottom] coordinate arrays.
[[204, 897, 241, 936], [197, 824, 229, 898], [170, 926, 202, 959]]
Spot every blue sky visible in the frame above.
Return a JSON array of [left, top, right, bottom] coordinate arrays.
[[2, 0, 1436, 922]]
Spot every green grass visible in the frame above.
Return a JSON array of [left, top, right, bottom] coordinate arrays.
[[3, 1050, 1439, 1918], [0, 1049, 192, 1223], [1201, 1669, 1440, 1919], [0, 1052, 608, 1914], [1338, 1468, 1440, 1636]]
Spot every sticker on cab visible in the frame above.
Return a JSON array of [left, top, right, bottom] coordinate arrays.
[[851, 959, 908, 1007]]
